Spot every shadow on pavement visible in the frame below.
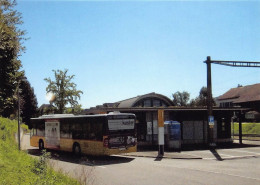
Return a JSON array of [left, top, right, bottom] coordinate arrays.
[[209, 149, 223, 161], [154, 155, 163, 161], [27, 148, 134, 166]]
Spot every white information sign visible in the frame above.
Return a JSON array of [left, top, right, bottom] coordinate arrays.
[[147, 122, 152, 135], [45, 120, 60, 149], [153, 120, 158, 135], [108, 119, 135, 131]]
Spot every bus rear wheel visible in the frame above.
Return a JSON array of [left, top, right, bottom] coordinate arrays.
[[39, 140, 44, 150], [73, 143, 81, 157]]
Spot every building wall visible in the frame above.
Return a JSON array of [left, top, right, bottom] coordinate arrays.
[[182, 121, 206, 144], [131, 109, 232, 146]]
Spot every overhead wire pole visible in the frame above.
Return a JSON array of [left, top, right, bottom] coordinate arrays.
[[204, 56, 260, 146], [205, 56, 214, 146]]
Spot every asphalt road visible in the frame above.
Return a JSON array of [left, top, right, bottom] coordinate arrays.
[[22, 134, 260, 185]]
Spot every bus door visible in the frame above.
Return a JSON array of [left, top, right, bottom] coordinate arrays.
[[45, 120, 60, 149]]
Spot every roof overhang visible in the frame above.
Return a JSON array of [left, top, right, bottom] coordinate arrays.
[[84, 107, 250, 113]]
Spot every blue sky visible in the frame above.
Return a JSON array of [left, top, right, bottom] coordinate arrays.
[[16, 0, 260, 108]]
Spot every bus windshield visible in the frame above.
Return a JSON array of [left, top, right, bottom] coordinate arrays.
[[108, 117, 135, 131], [106, 114, 136, 149]]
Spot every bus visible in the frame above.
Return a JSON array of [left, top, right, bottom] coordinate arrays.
[[30, 112, 137, 156]]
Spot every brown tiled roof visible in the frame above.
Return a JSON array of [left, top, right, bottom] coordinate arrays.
[[218, 83, 260, 103]]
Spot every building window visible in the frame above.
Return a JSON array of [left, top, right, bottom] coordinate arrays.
[[144, 99, 151, 107], [153, 99, 160, 107]]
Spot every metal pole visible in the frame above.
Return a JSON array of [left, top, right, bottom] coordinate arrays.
[[232, 117, 234, 139], [239, 111, 242, 144], [206, 56, 213, 118], [206, 56, 214, 145], [18, 88, 21, 151], [152, 112, 154, 146]]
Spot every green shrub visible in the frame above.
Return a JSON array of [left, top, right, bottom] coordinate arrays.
[[0, 117, 79, 185]]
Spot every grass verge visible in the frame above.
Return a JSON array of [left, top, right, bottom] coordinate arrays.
[[0, 117, 79, 185], [231, 122, 260, 135]]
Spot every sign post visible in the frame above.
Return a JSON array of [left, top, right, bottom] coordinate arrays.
[[158, 109, 164, 156], [208, 115, 215, 146]]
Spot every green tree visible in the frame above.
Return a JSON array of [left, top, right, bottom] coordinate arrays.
[[0, 0, 26, 117], [190, 86, 216, 107], [65, 104, 83, 115], [196, 86, 208, 106], [44, 69, 83, 114], [172, 91, 190, 106], [19, 77, 38, 128]]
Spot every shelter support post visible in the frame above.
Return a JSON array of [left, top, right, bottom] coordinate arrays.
[[239, 112, 242, 144]]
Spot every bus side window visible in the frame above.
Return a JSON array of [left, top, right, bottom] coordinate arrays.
[[95, 122, 103, 141], [82, 122, 90, 140], [60, 122, 70, 138], [37, 121, 45, 136], [90, 118, 102, 141], [72, 122, 83, 139], [32, 123, 37, 136]]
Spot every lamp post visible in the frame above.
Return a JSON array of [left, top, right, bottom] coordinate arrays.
[[17, 77, 27, 151], [17, 88, 21, 151], [205, 56, 215, 146]]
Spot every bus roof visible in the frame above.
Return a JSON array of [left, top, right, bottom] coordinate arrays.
[[31, 112, 135, 120]]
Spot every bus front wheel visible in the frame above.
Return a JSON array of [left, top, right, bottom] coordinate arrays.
[[39, 140, 44, 150], [73, 143, 81, 157]]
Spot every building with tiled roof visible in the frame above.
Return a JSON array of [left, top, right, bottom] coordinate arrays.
[[217, 83, 260, 111]]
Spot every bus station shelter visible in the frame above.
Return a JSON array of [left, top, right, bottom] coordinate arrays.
[[84, 93, 249, 147]]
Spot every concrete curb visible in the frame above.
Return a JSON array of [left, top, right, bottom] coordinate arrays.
[[121, 153, 202, 160], [122, 153, 260, 160], [212, 155, 259, 161]]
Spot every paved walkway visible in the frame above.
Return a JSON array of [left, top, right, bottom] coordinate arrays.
[[122, 140, 260, 160]]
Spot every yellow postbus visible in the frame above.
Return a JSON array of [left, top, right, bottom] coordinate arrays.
[[30, 112, 137, 156]]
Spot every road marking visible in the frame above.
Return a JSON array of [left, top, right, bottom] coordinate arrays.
[[203, 154, 257, 160], [213, 152, 235, 157], [229, 149, 260, 155], [97, 166, 106, 169], [153, 162, 260, 181], [182, 153, 205, 158], [80, 161, 106, 169], [203, 157, 219, 160], [185, 151, 236, 158]]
